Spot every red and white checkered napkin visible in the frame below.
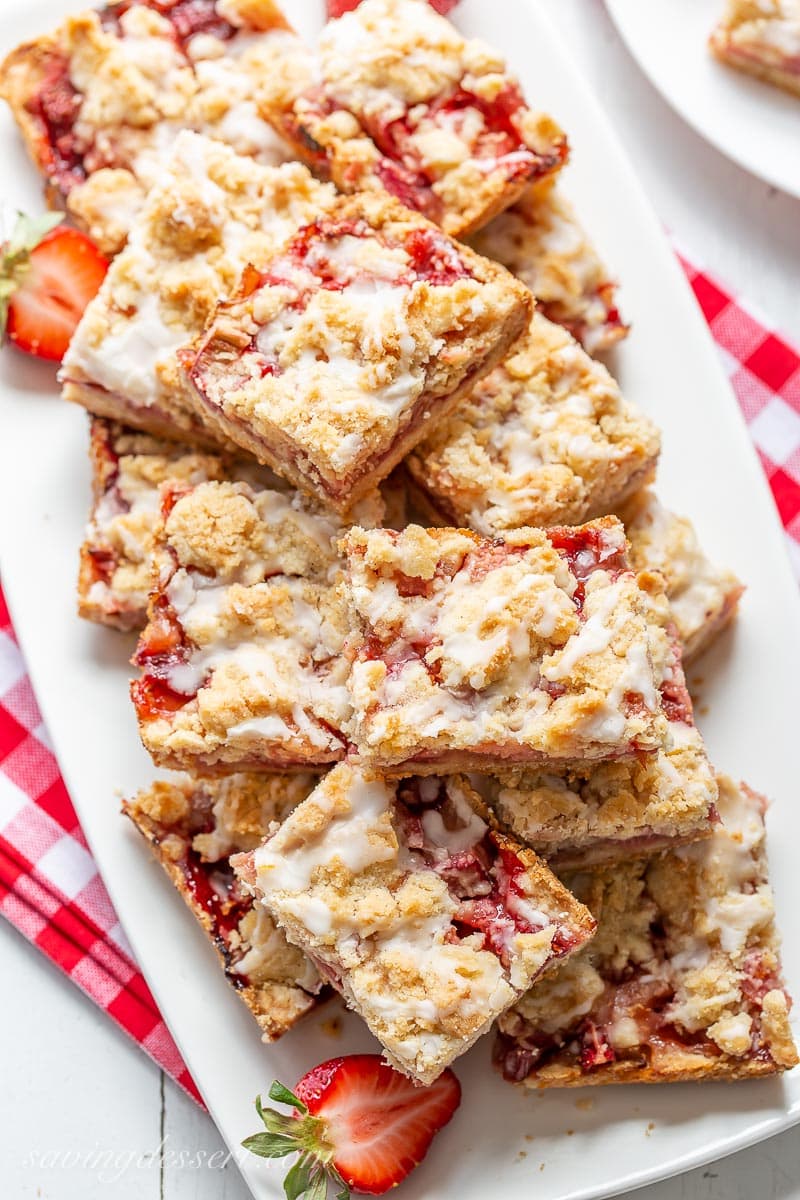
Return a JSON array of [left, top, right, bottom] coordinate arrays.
[[0, 586, 202, 1105], [0, 254, 799, 1107]]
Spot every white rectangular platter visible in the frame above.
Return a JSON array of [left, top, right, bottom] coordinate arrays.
[[1, 1, 799, 1198]]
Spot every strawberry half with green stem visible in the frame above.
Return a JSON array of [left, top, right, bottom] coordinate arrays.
[[0, 212, 108, 361], [243, 1054, 461, 1198]]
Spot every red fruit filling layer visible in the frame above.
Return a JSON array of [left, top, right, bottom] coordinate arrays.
[[99, 0, 236, 55], [361, 84, 566, 221], [494, 930, 786, 1083], [25, 54, 85, 193], [395, 779, 580, 972]]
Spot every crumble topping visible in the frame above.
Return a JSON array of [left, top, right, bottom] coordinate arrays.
[[61, 131, 336, 443], [469, 181, 627, 354], [182, 188, 532, 508], [258, 0, 567, 237], [406, 312, 659, 535], [495, 776, 798, 1086], [621, 489, 744, 662], [342, 519, 668, 772], [125, 770, 323, 1040], [234, 762, 595, 1083]]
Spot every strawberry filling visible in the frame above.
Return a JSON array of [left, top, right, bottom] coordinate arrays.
[[362, 84, 566, 219], [547, 524, 629, 611], [26, 55, 85, 193], [395, 780, 576, 972], [144, 799, 266, 988], [87, 547, 119, 587], [130, 675, 189, 718], [99, 0, 236, 55]]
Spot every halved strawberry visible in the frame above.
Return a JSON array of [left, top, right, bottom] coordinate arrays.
[[326, 0, 458, 17], [0, 212, 108, 361], [243, 1054, 461, 1197]]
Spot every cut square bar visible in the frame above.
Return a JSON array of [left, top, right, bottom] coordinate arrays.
[[79, 417, 277, 631], [131, 478, 382, 772], [233, 763, 596, 1083], [710, 1, 800, 98], [405, 312, 659, 535], [182, 189, 532, 510], [495, 775, 798, 1086], [259, 0, 567, 237]]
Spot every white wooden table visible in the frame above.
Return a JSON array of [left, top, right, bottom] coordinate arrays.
[[2, 2, 799, 1197]]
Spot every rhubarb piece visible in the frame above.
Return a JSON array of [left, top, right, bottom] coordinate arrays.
[[233, 763, 596, 1084], [710, 1, 800, 98], [182, 190, 531, 511], [469, 179, 628, 354], [61, 132, 336, 444], [131, 477, 382, 772], [621, 489, 744, 663], [341, 518, 669, 774], [124, 771, 324, 1040], [258, 0, 567, 238], [405, 312, 659, 535], [495, 775, 798, 1087], [0, 0, 298, 255]]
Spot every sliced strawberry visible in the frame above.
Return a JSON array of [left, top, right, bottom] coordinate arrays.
[[326, 0, 458, 17], [0, 213, 108, 361], [243, 1055, 461, 1197]]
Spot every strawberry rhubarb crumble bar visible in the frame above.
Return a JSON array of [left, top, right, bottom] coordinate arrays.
[[469, 180, 628, 354], [621, 490, 744, 663], [131, 477, 382, 773], [60, 131, 336, 445], [181, 189, 532, 511], [0, 0, 297, 255], [710, 1, 800, 98], [233, 763, 596, 1084], [405, 312, 659, 535], [125, 771, 324, 1040], [259, 0, 567, 238], [342, 518, 669, 774], [495, 775, 798, 1086]]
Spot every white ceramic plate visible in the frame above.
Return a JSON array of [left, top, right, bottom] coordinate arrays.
[[606, 0, 800, 199], [1, 1, 800, 1197]]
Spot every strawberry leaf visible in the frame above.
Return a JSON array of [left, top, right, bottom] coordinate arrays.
[[5, 211, 62, 260], [283, 1156, 313, 1200], [241, 1133, 300, 1159], [305, 1169, 329, 1200], [269, 1080, 308, 1113]]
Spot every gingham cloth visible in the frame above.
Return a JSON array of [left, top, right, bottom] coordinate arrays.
[[0, 256, 798, 1108]]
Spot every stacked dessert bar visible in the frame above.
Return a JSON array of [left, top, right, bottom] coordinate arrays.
[[4, 0, 793, 1092]]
